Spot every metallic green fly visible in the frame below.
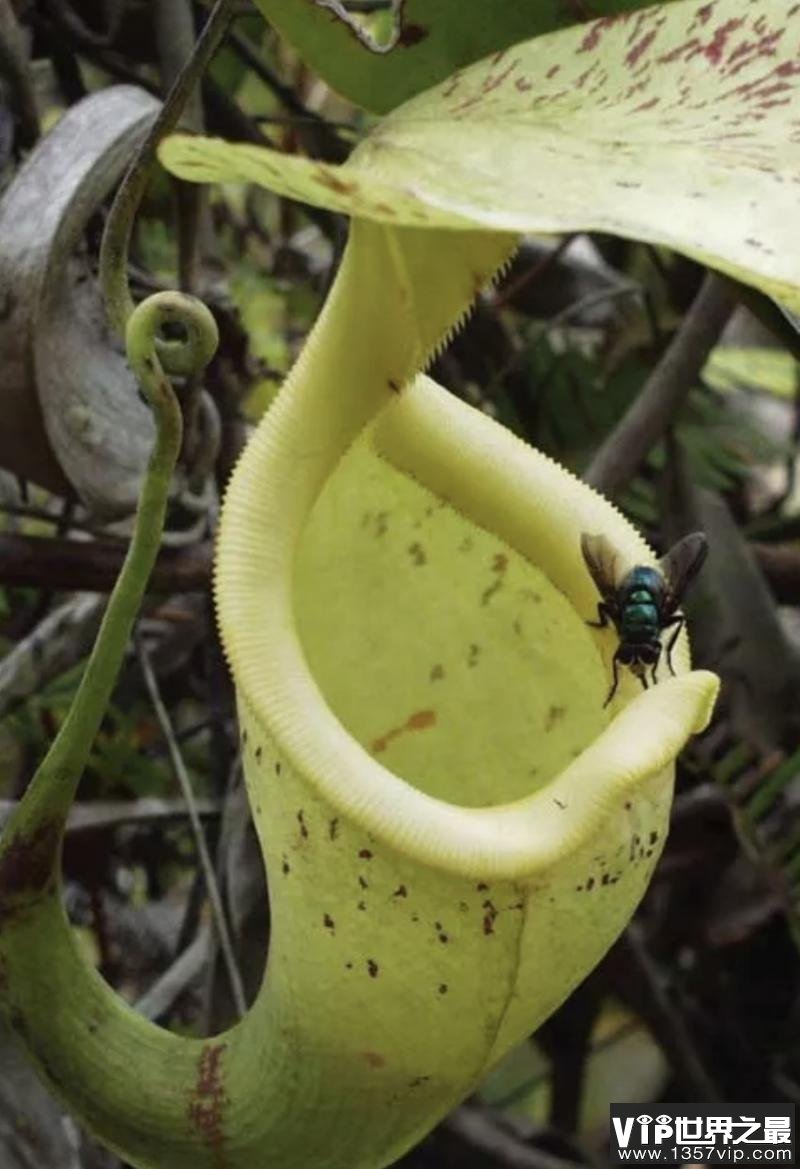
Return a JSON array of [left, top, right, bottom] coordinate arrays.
[[581, 531, 709, 707]]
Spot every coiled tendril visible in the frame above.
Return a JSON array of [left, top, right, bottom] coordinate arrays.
[[0, 292, 217, 849]]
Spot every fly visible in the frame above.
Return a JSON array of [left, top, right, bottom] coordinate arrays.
[[581, 531, 708, 707]]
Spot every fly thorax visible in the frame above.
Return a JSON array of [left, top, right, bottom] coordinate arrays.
[[625, 566, 663, 592]]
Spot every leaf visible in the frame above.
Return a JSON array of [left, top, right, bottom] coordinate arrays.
[[0, 86, 160, 509], [252, 0, 668, 114], [162, 0, 800, 311], [704, 344, 799, 397]]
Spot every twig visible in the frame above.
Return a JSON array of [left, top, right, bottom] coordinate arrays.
[[0, 500, 93, 533], [137, 637, 248, 1019], [223, 21, 322, 121], [220, 18, 349, 163], [135, 925, 212, 1021], [445, 1107, 585, 1169], [45, 0, 126, 47], [492, 236, 576, 311], [0, 534, 212, 592], [584, 272, 735, 495], [619, 922, 721, 1102], [0, 797, 221, 835]]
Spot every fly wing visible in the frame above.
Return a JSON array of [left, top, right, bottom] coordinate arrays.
[[580, 533, 621, 601], [659, 532, 708, 615]]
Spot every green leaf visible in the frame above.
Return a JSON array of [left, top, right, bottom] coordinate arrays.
[[704, 344, 800, 397], [162, 0, 800, 310], [253, 0, 668, 114]]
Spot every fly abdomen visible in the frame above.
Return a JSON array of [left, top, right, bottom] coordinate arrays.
[[620, 589, 659, 640]]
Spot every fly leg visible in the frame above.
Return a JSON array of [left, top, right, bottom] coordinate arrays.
[[587, 600, 615, 629], [603, 652, 621, 708], [663, 614, 685, 676]]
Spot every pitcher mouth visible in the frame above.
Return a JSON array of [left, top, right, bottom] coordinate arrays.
[[217, 372, 718, 880]]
